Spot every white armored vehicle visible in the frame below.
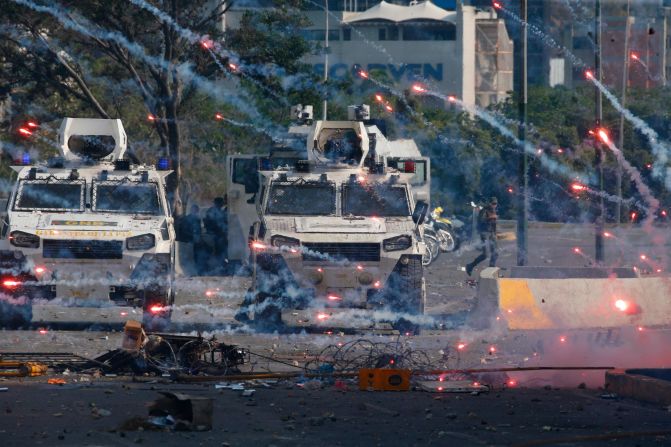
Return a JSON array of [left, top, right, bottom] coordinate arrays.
[[230, 105, 430, 332], [0, 118, 175, 328]]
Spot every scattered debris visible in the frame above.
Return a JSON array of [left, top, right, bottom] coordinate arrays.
[[47, 378, 67, 385], [149, 392, 213, 431], [359, 368, 411, 391], [0, 361, 48, 377]]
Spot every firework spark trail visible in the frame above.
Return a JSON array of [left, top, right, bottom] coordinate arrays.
[[497, 0, 671, 186], [424, 89, 589, 182], [495, 3, 587, 68], [599, 133, 660, 223], [129, 0, 287, 103], [586, 74, 670, 184], [11, 0, 293, 142]]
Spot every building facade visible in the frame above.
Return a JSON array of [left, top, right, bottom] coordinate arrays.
[[225, 0, 513, 109]]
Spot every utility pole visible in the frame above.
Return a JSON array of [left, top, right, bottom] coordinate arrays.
[[617, 5, 631, 225], [516, 0, 528, 266], [594, 0, 604, 263], [323, 0, 329, 120]]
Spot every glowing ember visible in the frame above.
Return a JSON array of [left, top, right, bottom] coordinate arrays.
[[228, 63, 238, 71], [2, 280, 20, 288], [573, 247, 581, 254], [27, 121, 38, 128], [251, 241, 266, 250], [411, 83, 427, 93], [358, 70, 369, 79], [457, 342, 466, 351], [327, 295, 341, 301], [571, 183, 587, 192], [507, 186, 514, 193], [35, 266, 46, 274], [18, 128, 32, 136], [317, 313, 329, 320], [492, 1, 501, 9], [200, 40, 213, 49], [557, 148, 564, 154], [205, 290, 214, 297], [662, 210, 667, 217], [447, 95, 457, 103], [384, 104, 393, 112], [615, 299, 629, 312], [507, 379, 517, 387], [585, 70, 594, 79], [597, 129, 610, 144], [150, 304, 166, 313], [374, 93, 384, 102], [356, 265, 364, 271], [640, 254, 647, 260], [559, 336, 566, 343], [38, 329, 47, 335], [317, 268, 323, 273], [147, 114, 156, 122], [646, 163, 652, 169], [215, 112, 224, 120], [631, 53, 639, 60], [603, 231, 612, 237], [489, 346, 497, 353], [638, 326, 644, 332], [373, 280, 381, 288]]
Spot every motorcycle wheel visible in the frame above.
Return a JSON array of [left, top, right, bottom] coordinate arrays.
[[422, 234, 440, 266], [437, 228, 458, 252]]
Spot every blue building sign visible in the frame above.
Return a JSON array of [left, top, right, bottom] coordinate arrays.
[[313, 63, 444, 82]]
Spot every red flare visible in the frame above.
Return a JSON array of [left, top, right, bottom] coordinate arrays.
[[492, 1, 502, 9], [317, 313, 329, 320], [149, 304, 166, 313], [457, 342, 466, 351], [631, 53, 639, 60], [147, 114, 156, 122], [215, 112, 224, 121], [411, 83, 427, 93], [447, 95, 457, 103], [26, 121, 38, 128], [571, 183, 587, 192], [18, 128, 32, 136], [597, 128, 610, 145], [573, 247, 582, 254], [615, 299, 629, 312], [358, 70, 369, 79], [384, 104, 393, 112], [585, 70, 594, 79], [228, 62, 238, 71]]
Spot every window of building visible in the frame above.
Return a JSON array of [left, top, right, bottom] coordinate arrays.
[[402, 24, 456, 41], [343, 27, 351, 41], [302, 29, 340, 41], [388, 26, 399, 40], [379, 28, 387, 40]]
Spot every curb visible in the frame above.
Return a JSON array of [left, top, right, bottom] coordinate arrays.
[[606, 369, 671, 406]]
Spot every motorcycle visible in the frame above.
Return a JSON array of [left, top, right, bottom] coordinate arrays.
[[429, 207, 463, 253], [422, 224, 441, 266]]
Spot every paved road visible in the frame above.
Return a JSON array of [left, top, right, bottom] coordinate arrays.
[[1, 376, 670, 447]]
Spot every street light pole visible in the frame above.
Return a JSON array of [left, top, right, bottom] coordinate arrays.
[[594, 0, 604, 263], [323, 0, 329, 120], [516, 0, 528, 266]]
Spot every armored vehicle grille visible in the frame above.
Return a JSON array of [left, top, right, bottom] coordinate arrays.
[[43, 239, 123, 259], [302, 242, 380, 262]]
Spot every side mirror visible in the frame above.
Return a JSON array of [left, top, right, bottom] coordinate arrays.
[[412, 200, 429, 225]]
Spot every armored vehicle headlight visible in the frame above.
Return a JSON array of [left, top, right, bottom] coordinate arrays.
[[383, 235, 412, 252], [126, 233, 156, 250], [9, 231, 40, 249], [271, 235, 300, 249], [358, 271, 373, 285]]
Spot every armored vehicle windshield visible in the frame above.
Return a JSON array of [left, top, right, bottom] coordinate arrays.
[[342, 183, 410, 217], [92, 181, 162, 215], [266, 180, 336, 216], [15, 180, 85, 212]]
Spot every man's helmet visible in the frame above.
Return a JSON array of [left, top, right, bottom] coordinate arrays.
[[433, 206, 444, 217]]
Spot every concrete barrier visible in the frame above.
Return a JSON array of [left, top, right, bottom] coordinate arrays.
[[471, 267, 671, 330]]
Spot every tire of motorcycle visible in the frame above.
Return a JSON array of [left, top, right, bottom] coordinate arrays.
[[437, 228, 459, 252], [422, 234, 440, 266]]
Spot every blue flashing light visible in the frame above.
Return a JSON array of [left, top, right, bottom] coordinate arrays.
[[260, 158, 272, 170], [21, 153, 30, 165], [157, 157, 170, 170]]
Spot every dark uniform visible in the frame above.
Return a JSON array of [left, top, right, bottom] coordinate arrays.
[[203, 197, 228, 274], [466, 197, 499, 276]]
